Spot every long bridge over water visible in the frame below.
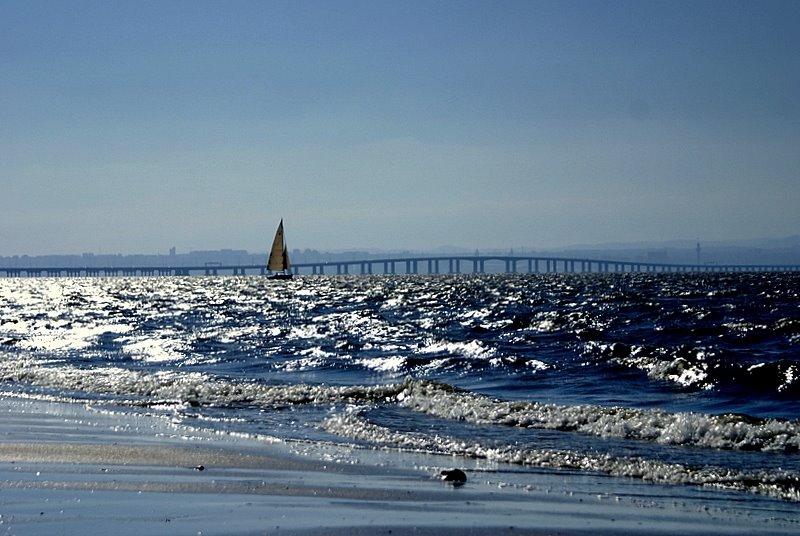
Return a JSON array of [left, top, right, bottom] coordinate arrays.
[[1, 255, 799, 278]]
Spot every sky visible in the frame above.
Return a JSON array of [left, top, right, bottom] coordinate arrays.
[[2, 0, 798, 256]]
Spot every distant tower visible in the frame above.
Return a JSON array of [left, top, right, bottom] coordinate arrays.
[[696, 241, 701, 265], [170, 247, 176, 257]]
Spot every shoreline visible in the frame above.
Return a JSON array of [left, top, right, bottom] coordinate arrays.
[[2, 395, 799, 535]]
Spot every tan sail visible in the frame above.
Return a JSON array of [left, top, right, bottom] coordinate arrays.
[[268, 220, 286, 271], [267, 219, 292, 277], [282, 246, 291, 271]]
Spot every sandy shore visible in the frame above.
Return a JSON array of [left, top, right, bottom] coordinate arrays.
[[1, 395, 798, 535]]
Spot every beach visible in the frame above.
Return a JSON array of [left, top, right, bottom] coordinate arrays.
[[1, 395, 797, 536]]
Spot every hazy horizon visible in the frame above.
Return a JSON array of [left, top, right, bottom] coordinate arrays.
[[3, 1, 798, 256], [2, 233, 799, 260]]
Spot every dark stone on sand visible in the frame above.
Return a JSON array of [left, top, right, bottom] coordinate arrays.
[[440, 468, 467, 486]]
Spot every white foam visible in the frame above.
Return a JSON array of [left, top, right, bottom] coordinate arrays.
[[121, 335, 187, 363], [356, 355, 407, 372], [415, 339, 496, 360]]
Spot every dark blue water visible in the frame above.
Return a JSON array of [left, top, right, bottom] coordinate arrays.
[[1, 273, 799, 500]]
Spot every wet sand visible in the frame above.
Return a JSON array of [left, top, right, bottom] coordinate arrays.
[[1, 396, 798, 535]]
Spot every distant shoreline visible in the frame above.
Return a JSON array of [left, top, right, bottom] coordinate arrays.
[[2, 235, 800, 269]]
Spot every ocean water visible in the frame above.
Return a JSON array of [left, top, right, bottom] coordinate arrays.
[[1, 273, 799, 502]]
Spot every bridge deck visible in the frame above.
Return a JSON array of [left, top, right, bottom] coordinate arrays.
[[1, 256, 798, 277]]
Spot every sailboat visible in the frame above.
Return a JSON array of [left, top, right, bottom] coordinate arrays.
[[267, 219, 293, 279]]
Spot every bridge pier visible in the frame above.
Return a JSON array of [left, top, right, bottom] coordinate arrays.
[[448, 258, 460, 273]]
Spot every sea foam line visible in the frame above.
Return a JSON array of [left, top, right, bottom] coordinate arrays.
[[396, 380, 800, 453], [4, 356, 799, 455], [0, 358, 405, 407], [319, 411, 800, 502]]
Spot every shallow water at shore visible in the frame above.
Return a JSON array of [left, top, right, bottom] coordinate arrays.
[[2, 396, 800, 535]]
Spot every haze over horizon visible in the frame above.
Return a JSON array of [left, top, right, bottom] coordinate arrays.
[[3, 1, 798, 257]]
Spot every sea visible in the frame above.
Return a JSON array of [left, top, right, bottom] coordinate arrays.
[[1, 273, 799, 503]]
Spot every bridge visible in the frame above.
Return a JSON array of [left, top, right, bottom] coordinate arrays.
[[1, 255, 798, 278]]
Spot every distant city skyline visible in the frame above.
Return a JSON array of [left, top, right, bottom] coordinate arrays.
[[3, 1, 798, 256], [2, 234, 799, 269]]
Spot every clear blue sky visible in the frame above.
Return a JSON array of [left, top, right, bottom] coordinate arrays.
[[2, 0, 798, 255]]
